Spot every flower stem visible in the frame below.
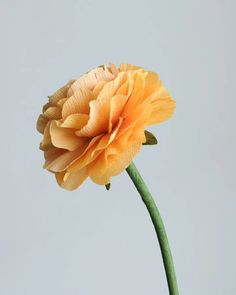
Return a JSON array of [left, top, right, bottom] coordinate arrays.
[[126, 161, 179, 295]]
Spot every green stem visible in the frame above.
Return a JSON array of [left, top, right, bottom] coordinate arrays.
[[126, 162, 179, 295]]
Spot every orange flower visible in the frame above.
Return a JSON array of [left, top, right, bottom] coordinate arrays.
[[37, 64, 175, 190]]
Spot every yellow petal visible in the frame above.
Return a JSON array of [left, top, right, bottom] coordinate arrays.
[[61, 113, 89, 129], [55, 167, 88, 191], [46, 135, 102, 172], [87, 126, 145, 185], [69, 66, 114, 93], [91, 117, 123, 158], [143, 72, 161, 98], [43, 106, 61, 120], [87, 152, 110, 184], [77, 73, 127, 137], [66, 135, 104, 172], [151, 84, 171, 100], [108, 63, 119, 76], [36, 115, 48, 134], [108, 95, 127, 132], [119, 64, 142, 72], [122, 71, 146, 117], [40, 122, 52, 151], [48, 80, 75, 104], [45, 144, 87, 172], [148, 98, 176, 125], [50, 121, 83, 151], [116, 105, 147, 139], [88, 140, 142, 184], [107, 124, 145, 156], [44, 147, 66, 166], [42, 102, 51, 112], [93, 80, 107, 97], [62, 87, 94, 118]]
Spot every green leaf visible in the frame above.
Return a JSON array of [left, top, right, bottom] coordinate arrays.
[[105, 183, 111, 191], [143, 130, 158, 145]]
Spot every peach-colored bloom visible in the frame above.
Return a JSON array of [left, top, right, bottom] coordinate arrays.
[[37, 64, 175, 190]]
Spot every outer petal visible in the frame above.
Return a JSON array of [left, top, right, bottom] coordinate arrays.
[[87, 140, 142, 185], [87, 124, 145, 185], [55, 167, 88, 191], [45, 145, 88, 172], [93, 80, 107, 97], [61, 113, 89, 129], [40, 122, 52, 151], [62, 87, 94, 118], [50, 121, 83, 151], [43, 106, 61, 120], [148, 98, 176, 125], [119, 64, 142, 72], [37, 115, 48, 134], [69, 66, 115, 93], [46, 135, 102, 172], [48, 80, 75, 105], [145, 83, 175, 125]]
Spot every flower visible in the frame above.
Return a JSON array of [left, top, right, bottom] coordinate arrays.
[[37, 64, 175, 190]]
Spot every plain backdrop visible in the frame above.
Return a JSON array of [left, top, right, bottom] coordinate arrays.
[[0, 0, 235, 294]]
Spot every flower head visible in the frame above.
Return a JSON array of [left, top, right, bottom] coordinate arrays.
[[37, 64, 175, 190]]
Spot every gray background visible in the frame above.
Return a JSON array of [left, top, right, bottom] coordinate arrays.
[[0, 0, 235, 294]]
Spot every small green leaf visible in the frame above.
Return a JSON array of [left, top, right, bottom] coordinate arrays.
[[143, 130, 158, 145], [105, 183, 111, 191]]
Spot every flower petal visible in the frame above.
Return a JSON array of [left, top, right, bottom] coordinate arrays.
[[148, 98, 176, 125], [61, 113, 89, 129], [50, 121, 83, 151], [40, 122, 52, 151], [43, 106, 61, 120], [76, 73, 127, 138], [93, 80, 107, 97], [69, 66, 115, 93], [119, 64, 142, 72], [48, 80, 75, 105], [122, 71, 146, 117], [55, 167, 88, 191], [87, 140, 142, 184], [45, 145, 87, 172], [108, 95, 127, 132], [62, 87, 94, 118], [46, 135, 102, 172], [37, 115, 48, 134]]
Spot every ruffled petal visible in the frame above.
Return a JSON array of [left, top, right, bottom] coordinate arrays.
[[45, 145, 87, 172], [108, 63, 119, 76], [43, 106, 61, 120], [148, 98, 176, 125], [93, 80, 107, 97], [50, 121, 83, 151], [62, 87, 94, 118], [108, 95, 127, 132], [55, 167, 88, 191], [87, 140, 142, 185], [122, 71, 146, 117], [119, 64, 142, 72], [48, 80, 75, 105], [46, 135, 102, 172], [61, 113, 89, 129], [37, 115, 48, 134], [69, 66, 115, 93], [76, 73, 127, 138], [40, 122, 52, 151]]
